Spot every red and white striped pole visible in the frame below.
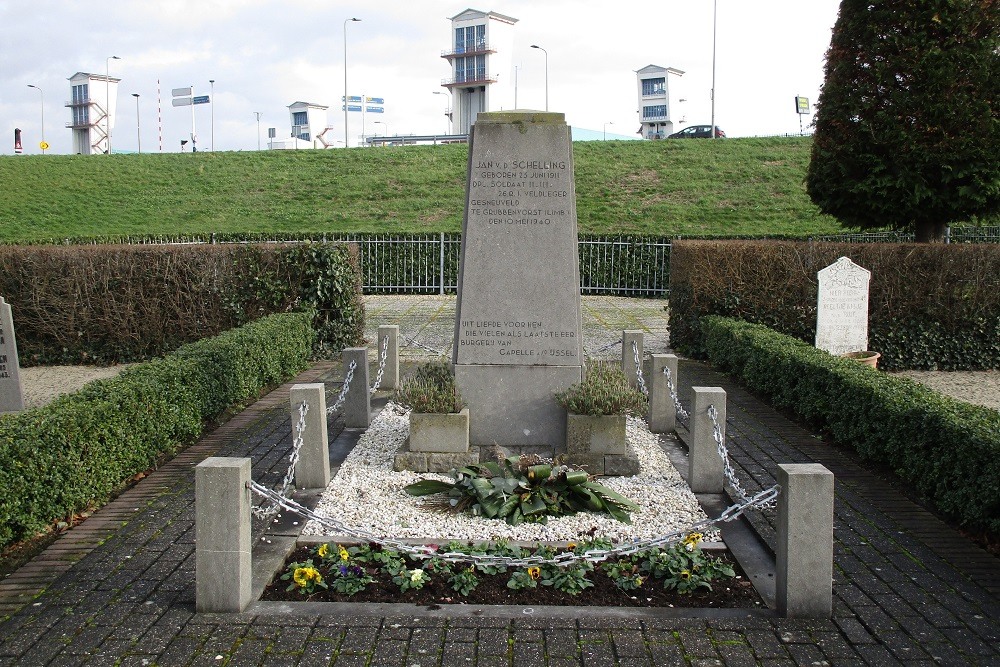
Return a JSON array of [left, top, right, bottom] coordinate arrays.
[[157, 79, 163, 152]]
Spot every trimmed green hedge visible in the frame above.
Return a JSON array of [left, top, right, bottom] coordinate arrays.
[[0, 311, 315, 550], [700, 316, 1000, 536]]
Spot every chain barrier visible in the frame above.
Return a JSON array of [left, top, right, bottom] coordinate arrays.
[[401, 333, 445, 357], [663, 366, 690, 428], [708, 404, 776, 510], [631, 340, 649, 397], [370, 335, 389, 395], [326, 360, 357, 415], [586, 338, 623, 356], [248, 480, 779, 567], [250, 400, 309, 520]]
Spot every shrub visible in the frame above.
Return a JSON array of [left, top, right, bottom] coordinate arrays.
[[0, 312, 315, 551], [555, 362, 647, 416], [669, 239, 1000, 370], [700, 315, 1000, 536], [0, 242, 363, 365], [394, 361, 463, 414]]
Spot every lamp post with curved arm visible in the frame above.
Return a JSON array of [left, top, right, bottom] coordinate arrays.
[[106, 55, 121, 154], [530, 44, 548, 111], [27, 84, 44, 153], [344, 18, 361, 147]]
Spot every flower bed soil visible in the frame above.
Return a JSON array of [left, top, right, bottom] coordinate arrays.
[[261, 546, 763, 608]]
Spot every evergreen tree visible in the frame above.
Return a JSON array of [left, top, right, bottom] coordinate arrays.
[[807, 0, 1000, 241]]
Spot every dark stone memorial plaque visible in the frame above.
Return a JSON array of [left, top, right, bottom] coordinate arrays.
[[452, 111, 583, 448], [0, 297, 24, 413]]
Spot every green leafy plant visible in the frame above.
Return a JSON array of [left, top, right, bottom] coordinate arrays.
[[539, 560, 595, 596], [506, 567, 541, 590], [602, 558, 645, 591], [446, 564, 480, 596], [394, 361, 463, 413], [390, 564, 430, 592], [555, 361, 647, 416], [639, 533, 735, 594], [314, 543, 374, 596], [280, 559, 328, 595], [404, 454, 639, 525]]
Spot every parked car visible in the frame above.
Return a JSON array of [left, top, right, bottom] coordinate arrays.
[[667, 125, 726, 139]]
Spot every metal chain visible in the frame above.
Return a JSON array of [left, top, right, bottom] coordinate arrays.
[[587, 337, 623, 356], [631, 340, 649, 397], [250, 400, 309, 520], [401, 333, 444, 357], [248, 480, 779, 567], [708, 404, 776, 510], [663, 366, 690, 427], [327, 360, 357, 414], [370, 335, 389, 395]]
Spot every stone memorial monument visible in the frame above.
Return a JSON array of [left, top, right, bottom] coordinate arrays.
[[0, 297, 24, 413], [452, 111, 584, 449], [815, 257, 871, 355]]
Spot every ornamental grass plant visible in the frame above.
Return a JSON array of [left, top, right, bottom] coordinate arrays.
[[393, 361, 463, 414], [555, 361, 648, 416]]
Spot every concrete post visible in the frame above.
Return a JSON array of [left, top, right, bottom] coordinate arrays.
[[195, 457, 252, 613], [343, 347, 371, 428], [377, 325, 400, 390], [648, 354, 678, 433], [777, 463, 835, 618], [622, 330, 643, 389], [289, 383, 329, 489], [689, 386, 725, 493]]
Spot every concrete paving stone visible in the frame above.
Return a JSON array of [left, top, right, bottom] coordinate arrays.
[[616, 656, 655, 667], [445, 627, 478, 643], [329, 654, 369, 667], [578, 617, 643, 630], [580, 642, 616, 667], [474, 655, 510, 667], [48, 653, 91, 667], [939, 628, 998, 657], [511, 641, 545, 665], [757, 660, 797, 667], [308, 626, 346, 643], [544, 629, 580, 657], [608, 629, 647, 657], [689, 659, 724, 667], [336, 626, 379, 654], [272, 625, 313, 651], [370, 638, 408, 667], [648, 642, 687, 665], [439, 649, 476, 667], [714, 643, 758, 667], [512, 617, 575, 630], [676, 628, 720, 658], [261, 653, 301, 667], [879, 630, 932, 661], [546, 657, 581, 667], [744, 630, 789, 659], [228, 637, 272, 666], [853, 643, 905, 666], [62, 625, 115, 655], [475, 627, 510, 656], [155, 636, 203, 665], [784, 643, 830, 666], [892, 616, 948, 644], [407, 638, 443, 661], [298, 641, 337, 667]]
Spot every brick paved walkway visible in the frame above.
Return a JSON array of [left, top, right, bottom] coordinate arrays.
[[0, 296, 997, 666]]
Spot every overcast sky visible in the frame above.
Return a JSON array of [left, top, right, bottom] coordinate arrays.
[[1, 0, 842, 155]]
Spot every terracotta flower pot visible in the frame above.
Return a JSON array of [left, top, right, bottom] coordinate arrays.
[[842, 351, 880, 369]]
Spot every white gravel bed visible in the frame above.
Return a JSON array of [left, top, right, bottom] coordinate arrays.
[[302, 403, 720, 544]]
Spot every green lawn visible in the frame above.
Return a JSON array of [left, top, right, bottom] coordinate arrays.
[[0, 137, 848, 242]]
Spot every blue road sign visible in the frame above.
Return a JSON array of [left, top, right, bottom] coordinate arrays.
[[366, 97, 384, 105], [366, 106, 384, 113], [193, 95, 210, 104], [342, 105, 363, 112]]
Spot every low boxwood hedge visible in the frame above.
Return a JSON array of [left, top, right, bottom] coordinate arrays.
[[701, 315, 1000, 536], [0, 311, 315, 550]]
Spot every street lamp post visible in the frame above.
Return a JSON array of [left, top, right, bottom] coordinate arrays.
[[432, 91, 449, 134], [26, 84, 44, 153], [530, 45, 548, 111], [710, 0, 718, 139], [373, 120, 388, 141], [131, 93, 141, 153], [106, 55, 121, 154], [253, 112, 262, 150], [209, 79, 215, 151], [344, 17, 361, 148], [603, 121, 613, 141]]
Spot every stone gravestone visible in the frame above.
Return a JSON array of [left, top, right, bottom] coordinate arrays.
[[452, 111, 584, 450], [815, 257, 871, 355], [0, 297, 24, 413]]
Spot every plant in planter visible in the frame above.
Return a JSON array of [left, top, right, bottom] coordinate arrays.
[[555, 363, 647, 472], [403, 453, 639, 525], [394, 361, 470, 460]]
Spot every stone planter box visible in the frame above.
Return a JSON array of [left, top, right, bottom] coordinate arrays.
[[408, 408, 470, 452], [394, 408, 478, 473], [566, 413, 628, 455]]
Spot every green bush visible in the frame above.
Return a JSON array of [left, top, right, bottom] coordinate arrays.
[[555, 362, 648, 416], [0, 242, 363, 365], [0, 311, 315, 550], [669, 239, 1000, 370], [700, 315, 1000, 536]]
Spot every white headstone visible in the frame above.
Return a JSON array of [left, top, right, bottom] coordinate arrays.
[[815, 257, 871, 355], [0, 297, 24, 413]]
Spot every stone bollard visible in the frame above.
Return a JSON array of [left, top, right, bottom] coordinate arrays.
[[195, 457, 252, 613], [342, 347, 371, 428], [622, 330, 644, 389], [689, 387, 725, 493], [777, 463, 835, 618], [289, 383, 329, 489], [648, 354, 678, 433], [377, 325, 400, 391]]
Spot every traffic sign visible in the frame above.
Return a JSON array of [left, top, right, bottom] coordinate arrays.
[[193, 95, 210, 105], [39, 141, 49, 151], [366, 97, 384, 105], [172, 87, 192, 97], [172, 98, 193, 107], [366, 106, 384, 114]]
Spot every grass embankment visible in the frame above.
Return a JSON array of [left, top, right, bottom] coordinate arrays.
[[0, 137, 845, 242]]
